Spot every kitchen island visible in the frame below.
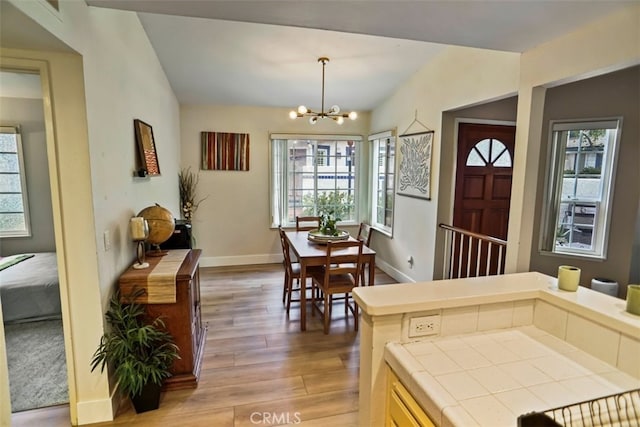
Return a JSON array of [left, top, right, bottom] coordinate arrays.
[[352, 272, 640, 426]]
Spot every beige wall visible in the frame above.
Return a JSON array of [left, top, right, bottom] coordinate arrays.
[[2, 0, 181, 424], [0, 96, 56, 255], [529, 66, 639, 296], [179, 104, 371, 266], [367, 47, 521, 281]]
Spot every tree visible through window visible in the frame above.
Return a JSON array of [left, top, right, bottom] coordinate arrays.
[[541, 119, 621, 258], [0, 126, 31, 237], [270, 135, 361, 227]]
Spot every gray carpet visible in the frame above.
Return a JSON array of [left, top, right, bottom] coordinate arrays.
[[5, 319, 69, 412]]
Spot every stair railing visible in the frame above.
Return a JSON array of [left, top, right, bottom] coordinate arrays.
[[439, 223, 507, 279]]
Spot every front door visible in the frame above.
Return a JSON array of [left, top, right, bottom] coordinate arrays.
[[454, 123, 515, 238], [452, 123, 515, 276]]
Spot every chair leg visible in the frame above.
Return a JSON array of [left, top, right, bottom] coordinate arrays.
[[323, 291, 331, 334], [282, 270, 289, 304], [285, 275, 294, 316], [354, 302, 359, 331], [344, 293, 349, 315], [310, 280, 316, 317]]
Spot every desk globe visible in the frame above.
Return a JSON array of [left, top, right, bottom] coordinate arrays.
[[137, 204, 175, 255]]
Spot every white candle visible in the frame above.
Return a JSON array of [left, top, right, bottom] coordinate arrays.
[[130, 217, 148, 241]]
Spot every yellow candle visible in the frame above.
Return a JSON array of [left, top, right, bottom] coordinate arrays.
[[130, 217, 148, 241]]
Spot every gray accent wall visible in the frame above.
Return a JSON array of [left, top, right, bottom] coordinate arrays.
[[0, 96, 56, 255], [529, 66, 640, 296]]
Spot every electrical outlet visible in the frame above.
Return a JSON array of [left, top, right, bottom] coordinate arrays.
[[409, 314, 441, 338]]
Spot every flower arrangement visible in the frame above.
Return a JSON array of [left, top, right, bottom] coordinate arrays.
[[319, 211, 341, 236], [178, 167, 207, 224]]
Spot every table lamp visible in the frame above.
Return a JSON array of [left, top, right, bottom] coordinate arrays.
[[130, 216, 149, 269]]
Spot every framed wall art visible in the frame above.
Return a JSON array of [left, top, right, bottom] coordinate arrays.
[[134, 119, 160, 176], [397, 130, 434, 200], [201, 131, 250, 171]]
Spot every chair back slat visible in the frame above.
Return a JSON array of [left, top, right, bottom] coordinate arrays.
[[296, 216, 321, 231], [279, 227, 294, 274], [323, 240, 364, 288], [357, 222, 374, 247]]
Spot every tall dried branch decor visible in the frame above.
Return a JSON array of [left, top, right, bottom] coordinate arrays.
[[178, 167, 207, 223]]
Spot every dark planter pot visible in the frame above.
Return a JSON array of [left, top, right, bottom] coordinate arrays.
[[131, 382, 162, 413]]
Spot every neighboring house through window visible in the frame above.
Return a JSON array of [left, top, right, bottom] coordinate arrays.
[[369, 130, 396, 235], [0, 125, 31, 237], [540, 118, 621, 259], [270, 134, 361, 227]]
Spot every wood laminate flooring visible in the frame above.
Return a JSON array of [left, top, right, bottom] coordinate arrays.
[[11, 263, 397, 426]]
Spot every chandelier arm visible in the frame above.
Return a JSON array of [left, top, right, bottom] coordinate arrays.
[[289, 56, 355, 124]]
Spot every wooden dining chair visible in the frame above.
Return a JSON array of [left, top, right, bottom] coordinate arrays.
[[357, 222, 374, 247], [310, 239, 364, 334], [279, 227, 317, 316], [356, 222, 375, 286], [296, 216, 321, 231]]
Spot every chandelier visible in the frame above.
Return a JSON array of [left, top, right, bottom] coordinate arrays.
[[289, 57, 358, 125]]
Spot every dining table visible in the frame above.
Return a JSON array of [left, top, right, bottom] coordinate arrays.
[[284, 230, 376, 331]]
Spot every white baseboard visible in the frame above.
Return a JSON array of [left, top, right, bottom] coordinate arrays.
[[199, 253, 412, 284], [75, 396, 116, 425], [199, 253, 282, 267], [375, 258, 415, 284]]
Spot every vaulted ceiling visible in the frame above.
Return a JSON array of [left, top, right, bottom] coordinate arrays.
[[2, 1, 635, 111]]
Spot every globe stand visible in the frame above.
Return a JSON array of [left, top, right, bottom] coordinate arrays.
[[147, 244, 169, 257], [132, 240, 150, 269]]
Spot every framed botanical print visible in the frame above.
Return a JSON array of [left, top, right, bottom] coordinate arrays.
[[397, 130, 433, 200]]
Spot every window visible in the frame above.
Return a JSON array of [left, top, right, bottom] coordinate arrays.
[[271, 134, 362, 227], [466, 138, 512, 167], [369, 131, 395, 235], [0, 126, 31, 237], [540, 119, 621, 258]]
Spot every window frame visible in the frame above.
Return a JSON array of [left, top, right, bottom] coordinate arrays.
[[270, 133, 363, 228], [539, 118, 622, 259], [369, 130, 396, 236], [0, 125, 32, 238]]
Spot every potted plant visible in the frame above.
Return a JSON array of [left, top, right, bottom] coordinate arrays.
[[319, 211, 341, 236], [91, 289, 180, 413]]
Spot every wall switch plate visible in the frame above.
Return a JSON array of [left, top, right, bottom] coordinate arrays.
[[103, 230, 111, 251], [409, 314, 441, 338]]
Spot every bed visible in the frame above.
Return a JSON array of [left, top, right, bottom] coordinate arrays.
[[0, 252, 61, 323]]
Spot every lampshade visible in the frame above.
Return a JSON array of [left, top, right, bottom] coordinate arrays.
[[288, 57, 357, 125], [130, 217, 149, 241], [129, 217, 149, 269]]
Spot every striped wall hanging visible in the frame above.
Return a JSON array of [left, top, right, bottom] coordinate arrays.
[[201, 132, 250, 171]]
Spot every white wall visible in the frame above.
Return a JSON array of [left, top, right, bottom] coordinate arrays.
[[2, 0, 180, 424], [0, 96, 56, 255], [179, 104, 370, 266], [368, 46, 520, 281]]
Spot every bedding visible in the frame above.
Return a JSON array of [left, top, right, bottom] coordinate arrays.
[[0, 252, 61, 323]]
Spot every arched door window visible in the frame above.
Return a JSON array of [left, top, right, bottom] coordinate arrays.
[[465, 138, 512, 167]]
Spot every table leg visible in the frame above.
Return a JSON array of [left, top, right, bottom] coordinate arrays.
[[300, 262, 307, 331]]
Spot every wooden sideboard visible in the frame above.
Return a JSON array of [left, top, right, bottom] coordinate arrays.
[[119, 249, 206, 390]]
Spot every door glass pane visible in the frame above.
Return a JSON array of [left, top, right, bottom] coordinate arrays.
[[466, 149, 486, 166]]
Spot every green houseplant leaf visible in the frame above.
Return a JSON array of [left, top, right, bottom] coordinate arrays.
[[91, 289, 180, 398]]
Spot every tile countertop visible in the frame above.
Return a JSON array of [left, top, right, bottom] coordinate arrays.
[[385, 326, 640, 427], [353, 272, 640, 338]]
